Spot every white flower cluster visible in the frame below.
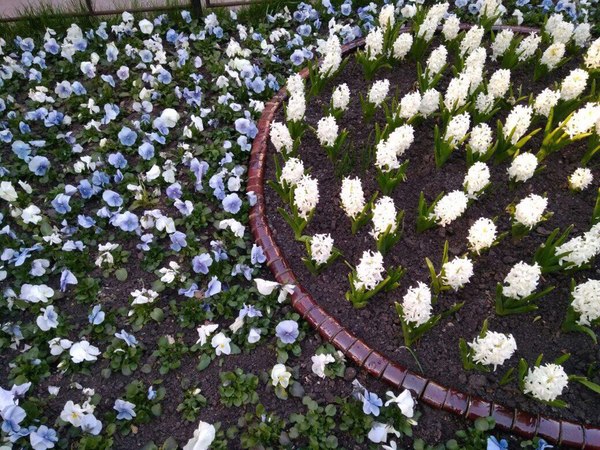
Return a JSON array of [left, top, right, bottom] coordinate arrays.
[[270, 121, 293, 153], [366, 27, 384, 59], [533, 88, 561, 117], [502, 261, 541, 299], [375, 124, 414, 171], [507, 153, 538, 182], [459, 25, 484, 57], [479, 0, 504, 18], [368, 79, 390, 106], [491, 29, 514, 60], [444, 74, 470, 111], [556, 223, 600, 268], [564, 102, 600, 138], [468, 331, 517, 370], [541, 43, 566, 70], [401, 282, 432, 326], [545, 13, 574, 44], [332, 84, 350, 111], [444, 112, 471, 147], [319, 35, 342, 76], [393, 33, 413, 60], [488, 69, 511, 99], [517, 33, 541, 61], [584, 37, 600, 70], [568, 167, 594, 191], [442, 257, 474, 290], [286, 73, 304, 96], [514, 194, 548, 229], [573, 23, 591, 48], [371, 196, 397, 239], [571, 279, 600, 326], [426, 45, 448, 76], [417, 2, 448, 43], [523, 363, 569, 402], [378, 4, 395, 29], [354, 250, 385, 291], [310, 233, 334, 265], [294, 175, 319, 219], [280, 157, 305, 186], [503, 104, 533, 145], [398, 91, 422, 120], [419, 88, 441, 117], [316, 115, 339, 147], [467, 218, 497, 254], [442, 14, 460, 41], [468, 123, 493, 155], [286, 92, 306, 122], [463, 47, 487, 93], [560, 68, 589, 101], [340, 177, 366, 219], [433, 191, 469, 227], [463, 162, 490, 199]]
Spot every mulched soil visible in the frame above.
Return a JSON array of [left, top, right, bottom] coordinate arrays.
[[264, 47, 600, 426]]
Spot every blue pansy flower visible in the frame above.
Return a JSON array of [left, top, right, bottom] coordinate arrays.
[[108, 152, 127, 169], [275, 320, 299, 344], [113, 212, 139, 232], [178, 283, 198, 297], [222, 193, 242, 214], [170, 231, 188, 251], [251, 244, 266, 265], [28, 156, 50, 176], [1, 405, 26, 433], [118, 126, 137, 146], [51, 194, 71, 214], [115, 330, 138, 347], [205, 276, 222, 297], [113, 399, 136, 421], [80, 414, 102, 435], [88, 305, 105, 325], [192, 253, 213, 274], [102, 190, 123, 207], [60, 269, 78, 292], [147, 387, 156, 400], [138, 142, 155, 160], [487, 436, 509, 450], [361, 390, 382, 416], [234, 118, 257, 139], [12, 141, 31, 160], [166, 182, 182, 199], [30, 425, 58, 449]]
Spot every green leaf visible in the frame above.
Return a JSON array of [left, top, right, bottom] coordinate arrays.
[[115, 268, 128, 281], [150, 308, 165, 322], [197, 354, 212, 372], [571, 376, 600, 395]]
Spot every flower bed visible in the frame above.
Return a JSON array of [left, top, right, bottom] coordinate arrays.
[[258, 4, 600, 444]]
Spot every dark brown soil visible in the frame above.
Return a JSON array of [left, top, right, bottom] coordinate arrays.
[[264, 50, 600, 425]]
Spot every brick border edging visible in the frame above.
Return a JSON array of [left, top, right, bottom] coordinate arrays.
[[246, 25, 600, 449]]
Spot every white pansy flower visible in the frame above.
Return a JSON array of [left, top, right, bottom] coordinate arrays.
[[271, 364, 291, 388], [311, 353, 335, 378]]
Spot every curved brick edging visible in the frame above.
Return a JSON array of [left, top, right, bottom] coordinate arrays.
[[246, 25, 600, 448]]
